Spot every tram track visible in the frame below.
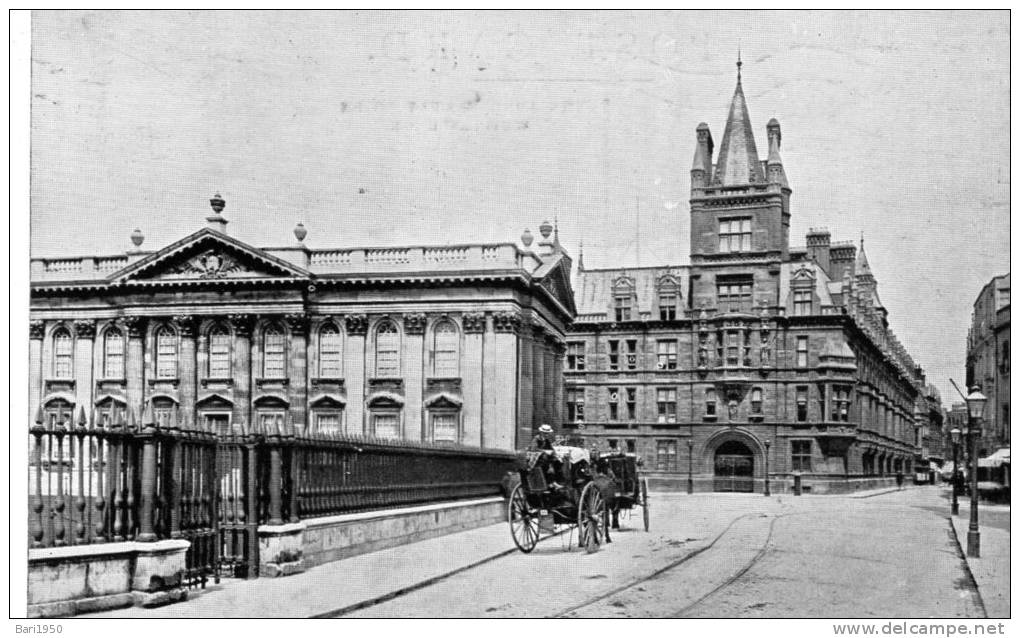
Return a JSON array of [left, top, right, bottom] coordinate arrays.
[[551, 510, 779, 618]]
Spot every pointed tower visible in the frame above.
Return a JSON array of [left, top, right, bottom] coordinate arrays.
[[688, 56, 793, 311]]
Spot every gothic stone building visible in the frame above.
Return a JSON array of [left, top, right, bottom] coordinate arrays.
[[28, 198, 576, 451], [966, 273, 1010, 456], [564, 68, 927, 493]]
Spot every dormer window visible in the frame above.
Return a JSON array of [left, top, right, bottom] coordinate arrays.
[[793, 290, 812, 316], [614, 295, 632, 322], [611, 276, 636, 322], [657, 276, 681, 321], [719, 217, 751, 253]]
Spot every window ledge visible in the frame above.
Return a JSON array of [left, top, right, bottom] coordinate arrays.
[[749, 414, 765, 422], [96, 377, 126, 384], [255, 377, 290, 388], [311, 377, 345, 386], [702, 415, 718, 422], [201, 377, 234, 388], [148, 378, 179, 388]]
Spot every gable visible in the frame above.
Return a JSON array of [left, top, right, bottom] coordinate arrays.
[[110, 228, 309, 283], [535, 256, 577, 317]]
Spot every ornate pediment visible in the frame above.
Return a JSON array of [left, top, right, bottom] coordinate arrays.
[[110, 228, 309, 283], [792, 265, 816, 281]]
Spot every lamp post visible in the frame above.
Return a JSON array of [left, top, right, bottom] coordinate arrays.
[[965, 386, 987, 558], [949, 427, 961, 516], [764, 439, 771, 496], [687, 439, 694, 494]]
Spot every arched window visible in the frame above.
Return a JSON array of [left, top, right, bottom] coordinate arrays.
[[375, 320, 400, 377], [432, 320, 459, 377], [319, 323, 343, 378], [103, 327, 125, 379], [704, 387, 717, 417], [208, 324, 232, 378], [52, 327, 73, 379], [263, 324, 286, 378], [155, 326, 178, 378], [750, 387, 763, 414]]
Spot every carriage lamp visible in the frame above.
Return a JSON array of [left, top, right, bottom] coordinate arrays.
[[764, 439, 771, 497], [965, 386, 986, 558], [950, 426, 961, 515]]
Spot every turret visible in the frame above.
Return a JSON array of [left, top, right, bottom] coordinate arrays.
[[691, 123, 714, 189], [766, 118, 788, 187]]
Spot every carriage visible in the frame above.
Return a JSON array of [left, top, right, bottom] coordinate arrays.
[[507, 444, 649, 554]]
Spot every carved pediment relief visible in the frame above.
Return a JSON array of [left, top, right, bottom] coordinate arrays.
[[166, 250, 259, 279]]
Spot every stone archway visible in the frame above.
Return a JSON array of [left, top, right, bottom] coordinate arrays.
[[713, 440, 756, 492]]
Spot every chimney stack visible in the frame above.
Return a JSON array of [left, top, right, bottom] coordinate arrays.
[[806, 227, 831, 276]]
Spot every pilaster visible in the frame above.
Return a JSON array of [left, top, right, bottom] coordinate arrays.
[[285, 314, 309, 433], [174, 316, 197, 424], [344, 314, 368, 435], [73, 320, 96, 414], [29, 321, 44, 419], [531, 324, 545, 428], [403, 313, 426, 442], [229, 314, 253, 430], [124, 317, 146, 416], [461, 313, 484, 447]]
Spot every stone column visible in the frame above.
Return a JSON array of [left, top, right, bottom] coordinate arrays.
[[461, 312, 485, 447], [481, 314, 498, 449], [174, 316, 197, 427], [73, 320, 96, 415], [229, 314, 253, 431], [550, 339, 565, 429], [493, 311, 523, 450], [543, 336, 556, 429], [403, 313, 426, 441], [285, 314, 309, 433], [344, 314, 368, 435], [29, 320, 44, 420], [531, 324, 545, 429], [124, 317, 146, 417]]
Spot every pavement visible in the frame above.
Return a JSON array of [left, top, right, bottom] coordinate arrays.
[[949, 497, 1011, 618], [78, 484, 1008, 619]]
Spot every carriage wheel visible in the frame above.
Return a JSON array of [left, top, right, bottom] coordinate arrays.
[[641, 477, 650, 532], [508, 484, 540, 553], [578, 482, 606, 554]]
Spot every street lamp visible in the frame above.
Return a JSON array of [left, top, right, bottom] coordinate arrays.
[[764, 439, 771, 497], [949, 427, 961, 516], [965, 386, 987, 558], [687, 439, 694, 495]]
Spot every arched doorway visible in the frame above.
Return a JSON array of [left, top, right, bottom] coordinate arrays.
[[714, 440, 755, 492]]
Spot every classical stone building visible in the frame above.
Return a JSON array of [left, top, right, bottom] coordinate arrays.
[[28, 196, 576, 451], [966, 273, 1010, 456], [564, 64, 929, 493]]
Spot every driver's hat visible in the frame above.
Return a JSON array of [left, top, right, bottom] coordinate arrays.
[[538, 424, 554, 434]]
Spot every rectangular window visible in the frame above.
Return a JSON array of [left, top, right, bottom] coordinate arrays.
[[656, 340, 678, 370], [156, 332, 177, 379], [104, 332, 125, 379], [830, 386, 851, 422], [319, 328, 343, 378], [625, 388, 637, 420], [615, 296, 632, 322], [659, 294, 677, 321], [793, 290, 812, 316], [724, 330, 742, 367], [796, 336, 809, 368], [264, 331, 287, 378], [626, 340, 638, 370], [566, 342, 586, 371], [431, 412, 459, 443], [567, 388, 585, 422], [718, 217, 751, 253], [625, 439, 636, 454], [54, 331, 74, 379], [717, 277, 753, 313], [656, 388, 677, 423], [608, 439, 619, 450], [608, 340, 620, 371], [209, 331, 231, 378], [796, 386, 809, 422], [608, 387, 619, 421], [258, 411, 285, 434], [315, 411, 342, 434], [791, 440, 812, 471], [751, 387, 763, 414], [656, 440, 678, 471], [372, 413, 400, 439], [705, 387, 717, 417]]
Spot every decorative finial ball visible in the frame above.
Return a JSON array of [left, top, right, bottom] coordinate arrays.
[[294, 222, 307, 242], [521, 228, 534, 247], [539, 220, 553, 239], [130, 228, 144, 247], [210, 193, 225, 214]]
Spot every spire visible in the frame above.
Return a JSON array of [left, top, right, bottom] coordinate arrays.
[[577, 240, 585, 271], [712, 58, 765, 186]]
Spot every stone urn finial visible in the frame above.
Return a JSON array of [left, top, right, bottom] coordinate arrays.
[[521, 228, 533, 247], [130, 228, 144, 247], [210, 193, 225, 214], [294, 222, 307, 242]]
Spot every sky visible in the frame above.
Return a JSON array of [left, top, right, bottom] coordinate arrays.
[[26, 10, 1010, 406]]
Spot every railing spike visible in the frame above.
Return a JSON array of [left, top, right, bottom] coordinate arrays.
[[33, 405, 43, 428], [77, 405, 88, 428]]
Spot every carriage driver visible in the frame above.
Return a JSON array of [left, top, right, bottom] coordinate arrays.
[[530, 424, 565, 490]]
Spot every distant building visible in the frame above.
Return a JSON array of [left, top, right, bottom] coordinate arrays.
[[564, 63, 929, 493], [29, 197, 576, 451], [944, 402, 969, 461], [966, 273, 1010, 456], [915, 383, 945, 472]]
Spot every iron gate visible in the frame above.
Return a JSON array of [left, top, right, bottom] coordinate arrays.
[[714, 454, 755, 492], [167, 429, 260, 588]]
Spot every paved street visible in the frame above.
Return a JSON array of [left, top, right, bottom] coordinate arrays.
[[347, 487, 987, 618]]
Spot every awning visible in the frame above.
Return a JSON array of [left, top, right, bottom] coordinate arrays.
[[979, 448, 1011, 468]]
